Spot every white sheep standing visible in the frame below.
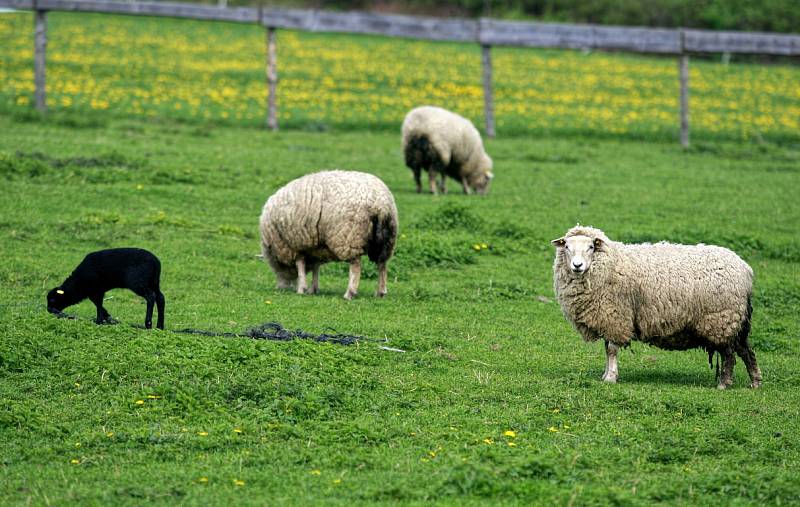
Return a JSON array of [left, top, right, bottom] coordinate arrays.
[[401, 106, 494, 195], [552, 225, 761, 389], [259, 170, 398, 300]]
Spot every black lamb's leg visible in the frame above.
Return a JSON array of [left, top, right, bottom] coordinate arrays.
[[90, 293, 111, 324], [143, 290, 156, 329], [155, 291, 165, 330]]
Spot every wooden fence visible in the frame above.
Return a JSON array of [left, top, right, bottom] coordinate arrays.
[[3, 0, 800, 146]]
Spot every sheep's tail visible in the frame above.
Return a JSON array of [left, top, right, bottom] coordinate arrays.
[[367, 214, 397, 264], [404, 134, 436, 169]]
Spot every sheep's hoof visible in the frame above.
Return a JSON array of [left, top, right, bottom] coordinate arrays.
[[97, 317, 119, 325], [343, 291, 356, 300], [751, 381, 762, 389], [374, 290, 387, 298], [601, 375, 618, 383]]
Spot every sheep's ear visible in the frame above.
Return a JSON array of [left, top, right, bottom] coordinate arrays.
[[56, 289, 65, 295], [593, 238, 603, 248], [486, 171, 494, 180], [551, 237, 566, 247]]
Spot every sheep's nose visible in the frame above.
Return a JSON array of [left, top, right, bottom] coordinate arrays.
[[572, 261, 583, 269]]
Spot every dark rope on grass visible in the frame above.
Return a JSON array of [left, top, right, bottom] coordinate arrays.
[[42, 305, 383, 347], [172, 322, 373, 346]]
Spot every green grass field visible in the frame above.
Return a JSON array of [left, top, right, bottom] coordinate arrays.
[[1, 10, 800, 507]]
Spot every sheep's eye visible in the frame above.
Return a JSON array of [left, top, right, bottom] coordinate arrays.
[[589, 245, 594, 251]]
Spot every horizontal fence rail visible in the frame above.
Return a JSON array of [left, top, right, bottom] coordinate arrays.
[[2, 0, 798, 145]]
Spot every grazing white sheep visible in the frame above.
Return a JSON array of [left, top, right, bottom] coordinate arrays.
[[259, 170, 398, 300], [552, 225, 761, 389], [401, 106, 494, 195]]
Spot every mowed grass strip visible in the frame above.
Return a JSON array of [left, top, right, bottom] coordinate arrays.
[[0, 109, 799, 505], [0, 11, 798, 141]]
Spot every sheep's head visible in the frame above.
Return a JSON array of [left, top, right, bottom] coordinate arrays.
[[552, 226, 609, 276], [46, 287, 69, 313], [273, 262, 299, 289], [470, 154, 494, 195]]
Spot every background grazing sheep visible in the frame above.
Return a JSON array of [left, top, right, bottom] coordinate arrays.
[[259, 170, 398, 300], [551, 225, 761, 389], [401, 105, 494, 195], [47, 248, 165, 329]]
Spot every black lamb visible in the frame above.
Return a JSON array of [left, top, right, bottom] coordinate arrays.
[[47, 248, 165, 329]]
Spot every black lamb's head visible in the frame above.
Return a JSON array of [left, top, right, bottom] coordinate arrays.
[[46, 287, 69, 313]]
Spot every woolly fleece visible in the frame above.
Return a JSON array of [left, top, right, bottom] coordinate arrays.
[[259, 170, 398, 288], [552, 225, 760, 387], [401, 106, 493, 193]]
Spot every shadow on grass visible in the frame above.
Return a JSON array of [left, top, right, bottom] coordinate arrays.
[[616, 368, 718, 388]]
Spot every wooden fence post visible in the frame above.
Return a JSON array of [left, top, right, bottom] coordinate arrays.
[[34, 6, 47, 112], [679, 28, 690, 148], [266, 26, 278, 131], [481, 44, 495, 138]]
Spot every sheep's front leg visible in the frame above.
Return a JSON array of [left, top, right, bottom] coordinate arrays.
[[439, 173, 447, 194], [344, 257, 361, 300], [602, 340, 619, 383], [309, 264, 320, 294], [428, 170, 439, 195], [462, 180, 472, 194], [90, 293, 113, 325], [295, 257, 308, 294], [375, 261, 387, 297]]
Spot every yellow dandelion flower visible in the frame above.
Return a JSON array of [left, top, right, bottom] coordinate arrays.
[[551, 408, 561, 413], [507, 442, 517, 447], [135, 400, 145, 405], [428, 450, 436, 458], [197, 477, 209, 483], [503, 430, 516, 438], [548, 426, 559, 432], [74, 442, 81, 448], [198, 431, 209, 437], [233, 428, 243, 434], [473, 244, 481, 251], [147, 394, 161, 399], [74, 382, 81, 387], [483, 438, 494, 445], [481, 243, 489, 249], [264, 300, 272, 305], [136, 184, 144, 191], [333, 479, 342, 485], [233, 479, 245, 486], [106, 431, 114, 437], [310, 469, 321, 476], [70, 459, 80, 465]]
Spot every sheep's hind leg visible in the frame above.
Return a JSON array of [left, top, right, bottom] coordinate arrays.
[[601, 340, 619, 383], [155, 290, 165, 330], [462, 179, 472, 194], [143, 290, 156, 329], [344, 257, 361, 300], [413, 167, 422, 193], [375, 261, 387, 297], [734, 339, 761, 388], [439, 173, 447, 194], [717, 346, 735, 390], [309, 264, 320, 295], [90, 293, 115, 325], [295, 257, 308, 294]]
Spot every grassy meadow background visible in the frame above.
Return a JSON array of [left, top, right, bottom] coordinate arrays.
[[1, 9, 800, 506]]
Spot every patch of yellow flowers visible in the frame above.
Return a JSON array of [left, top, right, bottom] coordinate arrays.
[[0, 12, 797, 140]]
